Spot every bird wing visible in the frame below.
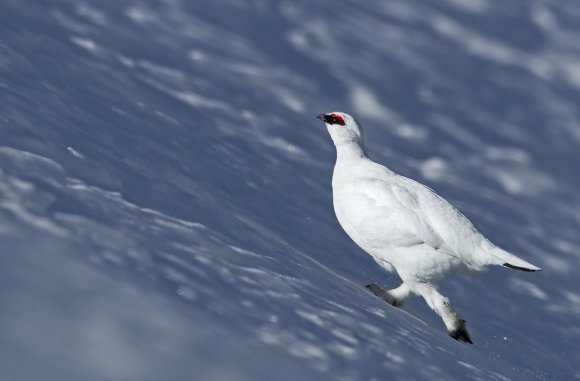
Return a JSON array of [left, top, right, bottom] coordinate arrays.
[[336, 177, 444, 250], [398, 178, 540, 271], [396, 176, 485, 259]]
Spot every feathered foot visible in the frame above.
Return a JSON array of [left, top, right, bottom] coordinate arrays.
[[448, 319, 473, 344]]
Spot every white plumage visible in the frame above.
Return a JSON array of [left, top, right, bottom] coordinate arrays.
[[318, 111, 541, 343]]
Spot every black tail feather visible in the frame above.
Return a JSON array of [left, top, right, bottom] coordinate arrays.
[[503, 263, 540, 272]]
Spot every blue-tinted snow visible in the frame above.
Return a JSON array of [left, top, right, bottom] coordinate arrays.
[[1, 0, 579, 380]]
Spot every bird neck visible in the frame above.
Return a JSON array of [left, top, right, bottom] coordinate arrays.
[[335, 139, 367, 162]]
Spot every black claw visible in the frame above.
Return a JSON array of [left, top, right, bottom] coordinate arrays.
[[365, 284, 402, 307], [365, 283, 386, 299], [448, 320, 473, 344], [365, 283, 382, 294]]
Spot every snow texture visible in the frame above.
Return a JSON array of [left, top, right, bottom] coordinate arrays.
[[0, 0, 579, 380]]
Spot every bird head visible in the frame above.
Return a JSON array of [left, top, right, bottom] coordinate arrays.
[[316, 112, 363, 146]]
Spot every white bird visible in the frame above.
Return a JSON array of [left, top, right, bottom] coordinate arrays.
[[317, 112, 541, 344]]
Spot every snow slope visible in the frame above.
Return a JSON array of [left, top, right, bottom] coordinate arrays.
[[1, 0, 580, 380]]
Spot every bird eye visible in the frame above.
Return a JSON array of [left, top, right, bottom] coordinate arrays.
[[328, 114, 346, 126]]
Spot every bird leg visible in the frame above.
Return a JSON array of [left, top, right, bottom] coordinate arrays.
[[366, 282, 412, 307], [415, 284, 473, 344]]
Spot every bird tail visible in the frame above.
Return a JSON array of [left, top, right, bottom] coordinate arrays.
[[490, 247, 542, 272]]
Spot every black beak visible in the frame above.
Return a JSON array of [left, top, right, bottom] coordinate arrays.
[[316, 114, 327, 122]]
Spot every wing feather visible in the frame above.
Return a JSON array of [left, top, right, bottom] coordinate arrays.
[[335, 179, 443, 250]]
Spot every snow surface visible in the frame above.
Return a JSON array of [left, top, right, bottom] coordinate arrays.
[[1, 0, 579, 380]]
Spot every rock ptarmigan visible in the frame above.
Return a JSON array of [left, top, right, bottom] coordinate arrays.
[[317, 112, 541, 344]]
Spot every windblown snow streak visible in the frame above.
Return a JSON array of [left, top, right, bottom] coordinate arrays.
[[1, 1, 579, 380]]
